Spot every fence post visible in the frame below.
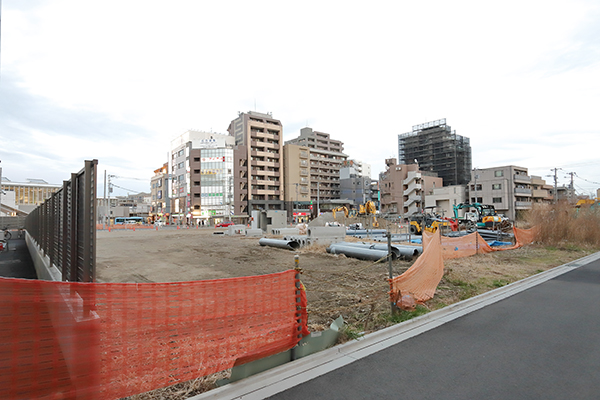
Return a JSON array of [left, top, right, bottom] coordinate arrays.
[[387, 232, 396, 314]]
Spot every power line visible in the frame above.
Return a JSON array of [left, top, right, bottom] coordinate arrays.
[[111, 183, 144, 194], [574, 172, 600, 186]]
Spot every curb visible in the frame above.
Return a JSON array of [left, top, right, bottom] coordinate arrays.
[[190, 251, 600, 400]]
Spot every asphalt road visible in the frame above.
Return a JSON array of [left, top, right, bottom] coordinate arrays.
[[0, 235, 37, 279], [268, 258, 600, 400]]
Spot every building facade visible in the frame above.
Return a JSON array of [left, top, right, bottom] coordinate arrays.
[[424, 185, 468, 218], [0, 178, 61, 214], [150, 163, 169, 223], [170, 130, 235, 225], [398, 119, 472, 186], [285, 127, 347, 204], [339, 167, 373, 208], [282, 144, 311, 222], [228, 111, 285, 215], [379, 158, 442, 217], [468, 166, 555, 220]]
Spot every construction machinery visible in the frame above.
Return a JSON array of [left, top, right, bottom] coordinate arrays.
[[408, 206, 451, 235], [358, 200, 379, 228], [332, 206, 349, 219], [452, 202, 511, 231]]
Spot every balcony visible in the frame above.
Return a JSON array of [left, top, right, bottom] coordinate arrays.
[[513, 174, 531, 183], [514, 188, 532, 196], [515, 201, 532, 209]]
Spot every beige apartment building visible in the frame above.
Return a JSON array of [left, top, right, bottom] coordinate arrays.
[[469, 166, 554, 221], [228, 111, 285, 215], [379, 159, 442, 218], [285, 127, 347, 204], [282, 144, 311, 221]]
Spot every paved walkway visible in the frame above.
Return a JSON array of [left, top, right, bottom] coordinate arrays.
[[0, 235, 37, 279], [193, 252, 600, 400]]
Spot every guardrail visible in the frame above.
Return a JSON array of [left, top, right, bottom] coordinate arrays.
[[24, 160, 98, 282]]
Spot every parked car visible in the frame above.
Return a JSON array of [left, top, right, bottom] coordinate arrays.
[[215, 221, 234, 228]]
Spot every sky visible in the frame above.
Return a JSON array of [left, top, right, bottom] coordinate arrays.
[[1, 0, 599, 197]]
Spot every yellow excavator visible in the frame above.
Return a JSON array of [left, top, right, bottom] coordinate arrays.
[[358, 200, 379, 228], [332, 206, 349, 219]]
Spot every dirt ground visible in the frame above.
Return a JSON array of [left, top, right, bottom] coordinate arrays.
[[97, 226, 410, 332], [100, 225, 600, 400], [97, 226, 599, 334]]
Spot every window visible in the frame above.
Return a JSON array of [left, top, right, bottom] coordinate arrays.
[[178, 149, 184, 157], [493, 197, 502, 203], [492, 184, 502, 190], [494, 170, 504, 177], [178, 162, 184, 169], [194, 157, 200, 162]]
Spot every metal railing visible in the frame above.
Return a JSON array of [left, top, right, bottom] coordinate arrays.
[[25, 160, 98, 282]]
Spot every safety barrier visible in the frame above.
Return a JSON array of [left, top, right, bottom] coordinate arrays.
[[390, 227, 539, 303], [0, 269, 307, 399], [25, 160, 98, 283]]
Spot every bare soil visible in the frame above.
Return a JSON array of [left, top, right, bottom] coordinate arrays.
[[99, 226, 599, 400]]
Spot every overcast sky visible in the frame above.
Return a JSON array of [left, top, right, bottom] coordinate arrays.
[[1, 0, 599, 197]]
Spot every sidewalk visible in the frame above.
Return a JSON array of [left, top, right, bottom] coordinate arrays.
[[0, 236, 37, 279], [193, 251, 600, 400]]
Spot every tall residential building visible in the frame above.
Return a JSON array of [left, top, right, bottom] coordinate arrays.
[[398, 119, 472, 186], [339, 162, 373, 207], [228, 111, 285, 215], [342, 159, 371, 178], [379, 158, 442, 217], [169, 130, 235, 224], [468, 166, 554, 220], [150, 163, 169, 223], [283, 144, 311, 222], [285, 127, 347, 203]]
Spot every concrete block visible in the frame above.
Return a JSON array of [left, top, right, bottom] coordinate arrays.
[[227, 224, 247, 236], [246, 229, 264, 237], [272, 228, 300, 236]]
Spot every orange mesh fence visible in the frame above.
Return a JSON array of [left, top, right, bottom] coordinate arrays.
[[514, 226, 539, 247], [440, 232, 494, 259], [390, 231, 444, 303], [390, 226, 540, 303], [0, 270, 306, 399]]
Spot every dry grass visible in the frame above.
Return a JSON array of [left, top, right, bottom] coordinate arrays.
[[121, 370, 231, 400], [526, 202, 600, 247]]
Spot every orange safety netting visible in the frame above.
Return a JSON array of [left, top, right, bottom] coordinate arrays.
[[390, 226, 540, 303], [0, 270, 306, 400], [390, 230, 444, 303]]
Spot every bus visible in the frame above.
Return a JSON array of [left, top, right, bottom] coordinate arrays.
[[114, 216, 145, 225]]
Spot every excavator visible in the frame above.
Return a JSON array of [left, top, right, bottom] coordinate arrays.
[[452, 202, 511, 231], [408, 206, 451, 235], [358, 200, 379, 228], [332, 206, 349, 219]]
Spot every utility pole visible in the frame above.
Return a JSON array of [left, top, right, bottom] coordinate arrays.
[[550, 168, 561, 204], [565, 171, 575, 203]]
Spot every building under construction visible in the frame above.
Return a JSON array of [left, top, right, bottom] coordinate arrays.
[[398, 119, 472, 186]]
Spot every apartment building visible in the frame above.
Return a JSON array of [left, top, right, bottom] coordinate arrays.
[[170, 130, 235, 225], [150, 163, 169, 223], [228, 111, 284, 215], [339, 165, 373, 208], [283, 144, 311, 222], [424, 185, 468, 218], [379, 158, 442, 217], [285, 127, 347, 203], [398, 119, 472, 186], [468, 166, 556, 220]]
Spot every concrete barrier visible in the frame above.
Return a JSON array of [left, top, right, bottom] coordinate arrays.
[[272, 228, 301, 236], [246, 229, 264, 237], [26, 232, 62, 281], [307, 226, 346, 245], [227, 225, 247, 236]]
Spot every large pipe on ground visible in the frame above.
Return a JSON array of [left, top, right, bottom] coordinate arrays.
[[332, 242, 422, 260], [327, 244, 392, 261], [259, 238, 300, 251], [345, 229, 387, 236]]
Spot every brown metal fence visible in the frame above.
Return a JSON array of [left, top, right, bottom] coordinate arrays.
[[25, 160, 98, 282]]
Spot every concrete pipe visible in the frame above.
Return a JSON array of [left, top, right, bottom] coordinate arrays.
[[327, 244, 391, 261], [259, 238, 301, 251]]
